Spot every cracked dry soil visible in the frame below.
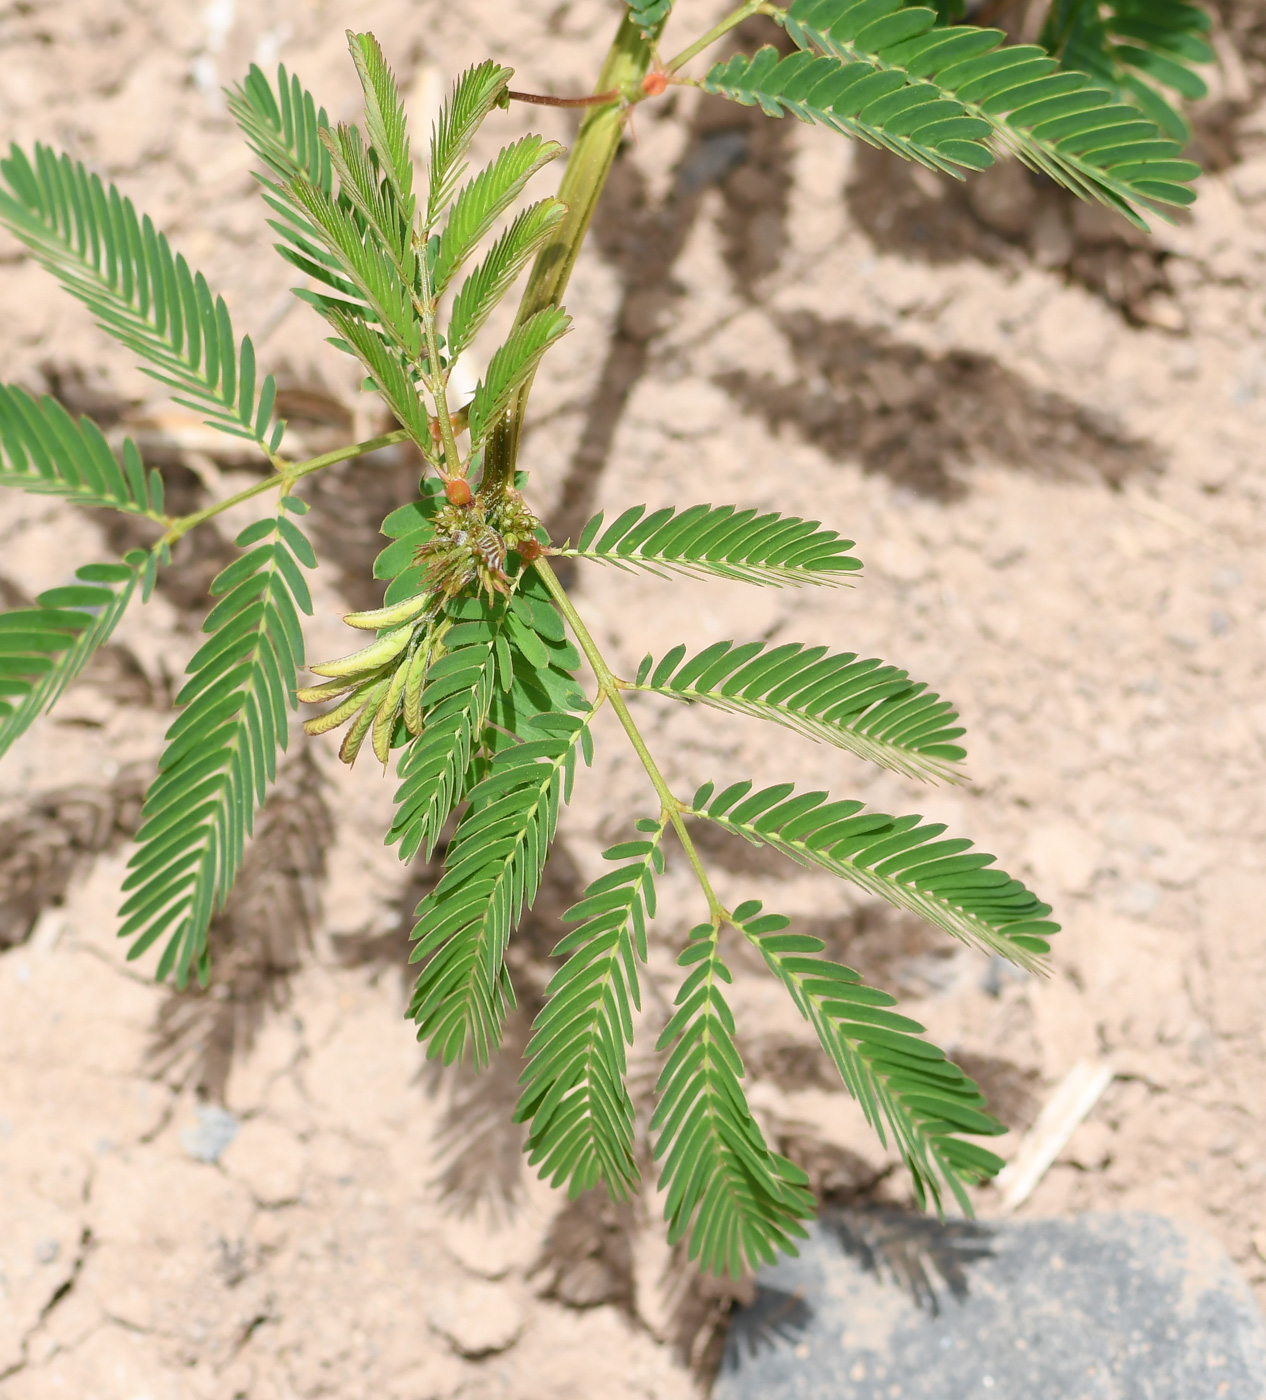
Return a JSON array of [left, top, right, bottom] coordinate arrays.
[[3, 1, 1266, 1397]]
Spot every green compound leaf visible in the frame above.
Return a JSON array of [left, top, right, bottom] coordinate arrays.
[[625, 0, 673, 39], [228, 63, 374, 326], [736, 905, 1005, 1214], [447, 199, 568, 356], [428, 61, 515, 226], [517, 819, 667, 1201], [319, 120, 416, 284], [409, 710, 595, 1070], [1044, 0, 1213, 143], [0, 145, 285, 450], [324, 308, 430, 450], [564, 504, 863, 588], [652, 922, 815, 1277], [285, 175, 421, 360], [433, 134, 565, 293], [119, 506, 315, 988], [688, 783, 1058, 970], [707, 0, 1202, 226], [347, 31, 415, 218], [468, 306, 572, 447], [705, 44, 995, 177], [389, 634, 498, 863], [0, 385, 165, 519], [228, 62, 335, 191], [0, 558, 142, 762], [634, 640, 965, 783]]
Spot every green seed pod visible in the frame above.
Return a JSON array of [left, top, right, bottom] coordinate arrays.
[[302, 680, 379, 736], [343, 592, 431, 631], [338, 676, 391, 765], [308, 622, 414, 678], [372, 655, 412, 765], [402, 640, 431, 736], [296, 677, 360, 704]]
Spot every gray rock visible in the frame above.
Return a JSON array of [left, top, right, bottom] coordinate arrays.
[[180, 1104, 239, 1164], [715, 1211, 1266, 1400]]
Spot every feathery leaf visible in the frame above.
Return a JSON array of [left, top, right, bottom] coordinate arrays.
[[468, 306, 571, 446], [324, 308, 430, 448], [388, 631, 498, 862], [347, 31, 415, 217], [228, 63, 376, 326], [635, 639, 965, 782], [285, 175, 421, 358], [119, 503, 315, 988], [0, 145, 284, 449], [447, 199, 568, 356], [433, 135, 565, 292], [563, 503, 863, 587], [652, 921, 815, 1276], [409, 710, 594, 1068], [735, 904, 1005, 1214], [227, 62, 335, 191], [0, 385, 165, 519], [428, 61, 515, 226], [517, 818, 667, 1200], [0, 558, 143, 761], [707, 0, 1202, 225], [319, 121, 416, 281], [688, 781, 1058, 969], [1043, 0, 1213, 142]]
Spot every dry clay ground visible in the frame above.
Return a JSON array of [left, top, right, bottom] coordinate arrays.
[[2, 1, 1266, 1397]]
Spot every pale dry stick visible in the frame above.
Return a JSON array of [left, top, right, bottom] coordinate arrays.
[[995, 1057, 1115, 1212]]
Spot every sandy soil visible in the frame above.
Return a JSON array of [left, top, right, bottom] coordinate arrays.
[[2, 1, 1266, 1396]]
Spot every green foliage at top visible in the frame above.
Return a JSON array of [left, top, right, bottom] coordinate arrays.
[[1042, 0, 1214, 142], [0, 7, 1212, 1280], [705, 0, 1202, 225], [348, 31, 415, 218], [427, 61, 514, 225]]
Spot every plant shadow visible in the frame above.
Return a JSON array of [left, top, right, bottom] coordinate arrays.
[[146, 748, 332, 1102], [717, 309, 1157, 501]]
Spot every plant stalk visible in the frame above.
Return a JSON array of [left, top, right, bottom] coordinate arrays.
[[479, 12, 663, 501], [164, 429, 411, 544], [664, 0, 776, 75], [534, 558, 723, 917]]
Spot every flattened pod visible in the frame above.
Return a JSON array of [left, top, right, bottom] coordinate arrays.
[[339, 677, 390, 765], [343, 592, 431, 631], [302, 681, 377, 736], [297, 676, 359, 705], [372, 657, 411, 766], [308, 622, 413, 678], [402, 640, 430, 735]]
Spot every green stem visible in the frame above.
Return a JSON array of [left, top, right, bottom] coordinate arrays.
[[534, 558, 723, 918], [663, 0, 777, 75], [163, 429, 411, 545], [417, 253, 465, 482], [480, 12, 663, 501]]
